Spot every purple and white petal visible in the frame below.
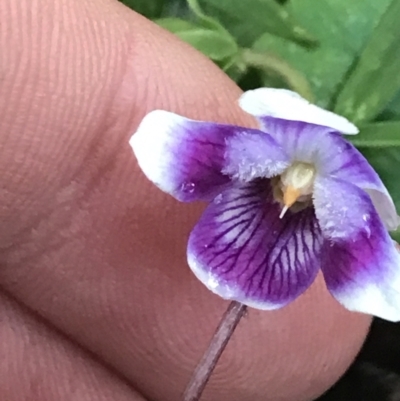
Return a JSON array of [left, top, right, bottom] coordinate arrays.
[[222, 130, 289, 182], [239, 88, 359, 134], [237, 88, 394, 230], [249, 118, 336, 165], [130, 110, 289, 201], [313, 176, 377, 240], [130, 110, 230, 202], [230, 113, 358, 176], [244, 116, 398, 231], [187, 181, 324, 309], [315, 136, 399, 231], [314, 177, 400, 321]]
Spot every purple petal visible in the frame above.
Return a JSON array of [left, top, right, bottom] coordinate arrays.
[[315, 178, 400, 321], [222, 130, 289, 181], [315, 135, 399, 231], [239, 88, 358, 134], [250, 117, 338, 166], [313, 176, 377, 240], [239, 89, 397, 229], [130, 110, 289, 202], [187, 181, 323, 309], [233, 116, 356, 180]]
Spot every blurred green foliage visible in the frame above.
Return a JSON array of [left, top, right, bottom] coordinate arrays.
[[120, 0, 400, 235]]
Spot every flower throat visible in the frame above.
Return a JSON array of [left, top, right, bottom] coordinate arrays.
[[272, 161, 316, 218]]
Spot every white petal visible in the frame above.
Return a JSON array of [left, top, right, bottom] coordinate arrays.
[[333, 280, 400, 322], [365, 189, 400, 231], [239, 88, 359, 135], [130, 110, 180, 193]]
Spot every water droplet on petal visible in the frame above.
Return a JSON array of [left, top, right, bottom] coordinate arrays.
[[214, 194, 223, 204], [181, 182, 195, 193]]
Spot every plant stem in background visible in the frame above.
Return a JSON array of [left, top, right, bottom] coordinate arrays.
[[241, 48, 314, 102]]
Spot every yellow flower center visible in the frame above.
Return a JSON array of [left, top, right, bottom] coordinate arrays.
[[272, 162, 316, 218]]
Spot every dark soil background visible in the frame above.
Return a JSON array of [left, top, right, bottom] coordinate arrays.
[[316, 319, 400, 401]]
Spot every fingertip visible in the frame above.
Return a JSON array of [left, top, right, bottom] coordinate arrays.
[[0, 1, 372, 400]]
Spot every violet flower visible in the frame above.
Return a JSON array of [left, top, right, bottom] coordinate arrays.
[[130, 88, 400, 321]]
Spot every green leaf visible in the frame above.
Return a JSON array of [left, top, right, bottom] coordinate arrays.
[[381, 91, 400, 120], [349, 122, 400, 147], [391, 227, 400, 243], [198, 0, 317, 47], [155, 17, 198, 33], [334, 0, 400, 124], [119, 0, 164, 19], [176, 29, 238, 61], [358, 146, 400, 213], [253, 0, 392, 108]]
